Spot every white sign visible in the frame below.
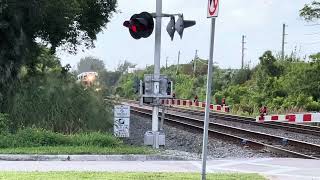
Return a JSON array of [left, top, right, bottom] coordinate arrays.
[[208, 0, 219, 18], [114, 105, 130, 118], [114, 117, 130, 137], [114, 105, 130, 137]]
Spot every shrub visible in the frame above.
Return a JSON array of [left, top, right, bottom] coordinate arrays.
[[0, 128, 121, 148], [306, 101, 320, 112], [0, 113, 9, 134], [9, 73, 112, 133]]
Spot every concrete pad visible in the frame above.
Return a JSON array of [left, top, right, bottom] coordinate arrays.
[[0, 158, 319, 180]]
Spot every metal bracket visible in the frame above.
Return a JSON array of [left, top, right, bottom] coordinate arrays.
[[151, 13, 182, 18]]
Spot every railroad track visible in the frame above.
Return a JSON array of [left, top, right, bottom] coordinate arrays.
[[129, 104, 320, 159], [165, 106, 320, 137], [122, 99, 320, 136]]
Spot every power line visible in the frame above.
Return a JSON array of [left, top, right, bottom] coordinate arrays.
[[303, 41, 320, 45], [304, 32, 320, 35], [304, 23, 320, 26]]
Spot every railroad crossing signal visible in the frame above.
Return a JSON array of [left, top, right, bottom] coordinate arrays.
[[174, 14, 196, 39], [166, 16, 176, 40], [124, 12, 196, 40], [123, 12, 154, 39]]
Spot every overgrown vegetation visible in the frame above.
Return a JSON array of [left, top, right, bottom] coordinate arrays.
[[111, 2, 320, 117], [0, 128, 121, 148], [0, 1, 117, 133], [0, 128, 152, 154], [115, 51, 320, 116], [0, 48, 113, 133]]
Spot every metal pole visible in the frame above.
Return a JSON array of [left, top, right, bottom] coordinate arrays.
[[160, 106, 165, 131], [194, 50, 198, 75], [176, 50, 180, 75], [201, 18, 216, 180], [241, 35, 245, 69], [166, 57, 168, 69], [152, 0, 162, 148], [139, 80, 143, 106], [282, 24, 286, 60]]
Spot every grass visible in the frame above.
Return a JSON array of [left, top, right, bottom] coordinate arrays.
[[0, 128, 155, 155], [0, 172, 267, 180], [0, 146, 154, 155]]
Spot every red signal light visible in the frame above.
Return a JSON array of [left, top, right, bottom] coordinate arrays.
[[131, 25, 137, 32], [123, 12, 154, 40]]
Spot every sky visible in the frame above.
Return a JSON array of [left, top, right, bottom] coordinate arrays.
[[57, 0, 320, 71]]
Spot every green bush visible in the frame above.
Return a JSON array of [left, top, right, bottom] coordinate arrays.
[[306, 101, 320, 112], [71, 132, 122, 147], [0, 128, 121, 148], [9, 73, 112, 133], [0, 114, 9, 134]]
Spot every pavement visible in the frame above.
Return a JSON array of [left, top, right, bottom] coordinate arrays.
[[0, 157, 319, 180]]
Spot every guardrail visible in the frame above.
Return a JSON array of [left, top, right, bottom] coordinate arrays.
[[161, 99, 230, 113]]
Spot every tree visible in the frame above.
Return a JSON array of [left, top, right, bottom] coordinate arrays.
[[259, 51, 280, 77], [77, 56, 106, 73], [0, 0, 117, 111], [300, 1, 320, 21], [116, 61, 136, 74]]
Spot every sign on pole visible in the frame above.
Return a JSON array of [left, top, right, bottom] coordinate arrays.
[[114, 105, 130, 118], [114, 105, 130, 137], [203, 1, 219, 180], [208, 0, 219, 18]]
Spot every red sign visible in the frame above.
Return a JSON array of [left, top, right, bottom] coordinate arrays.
[[208, 0, 219, 18]]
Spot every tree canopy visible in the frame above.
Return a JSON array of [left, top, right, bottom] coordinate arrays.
[[0, 0, 117, 111], [77, 56, 106, 73], [300, 1, 320, 21]]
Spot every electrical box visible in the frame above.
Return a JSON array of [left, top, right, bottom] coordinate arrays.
[[144, 131, 165, 146], [143, 74, 173, 99]]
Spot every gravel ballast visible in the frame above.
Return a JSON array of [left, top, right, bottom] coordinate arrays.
[[166, 108, 320, 145], [124, 114, 277, 160]]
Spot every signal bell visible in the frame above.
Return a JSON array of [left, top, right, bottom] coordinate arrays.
[[123, 12, 154, 40]]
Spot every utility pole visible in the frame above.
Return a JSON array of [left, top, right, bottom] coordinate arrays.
[[241, 35, 246, 69], [282, 23, 287, 60], [176, 50, 180, 75], [193, 50, 198, 75], [166, 57, 168, 69]]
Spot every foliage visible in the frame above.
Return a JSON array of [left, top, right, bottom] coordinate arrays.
[[0, 113, 9, 134], [77, 56, 106, 73], [9, 72, 112, 133], [0, 146, 153, 155], [0, 0, 117, 112], [0, 128, 121, 148], [116, 60, 137, 74], [115, 51, 320, 116], [300, 1, 320, 21]]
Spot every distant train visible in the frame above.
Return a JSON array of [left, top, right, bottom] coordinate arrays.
[[76, 72, 99, 88]]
